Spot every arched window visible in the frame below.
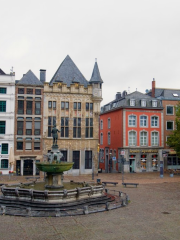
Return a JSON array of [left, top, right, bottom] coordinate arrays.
[[108, 132, 111, 145], [100, 120, 103, 130], [129, 131, 136, 146], [100, 133, 103, 145], [140, 116, 147, 127], [151, 116, 159, 127], [151, 132, 159, 146], [128, 115, 136, 127], [140, 131, 148, 146]]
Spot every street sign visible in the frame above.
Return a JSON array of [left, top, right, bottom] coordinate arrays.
[[112, 157, 116, 161]]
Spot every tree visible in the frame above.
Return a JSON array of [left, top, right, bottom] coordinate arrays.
[[167, 102, 180, 158]]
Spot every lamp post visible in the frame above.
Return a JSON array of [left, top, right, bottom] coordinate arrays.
[[109, 152, 112, 173], [121, 155, 125, 183]]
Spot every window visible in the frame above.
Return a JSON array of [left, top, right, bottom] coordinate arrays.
[[100, 120, 103, 130], [140, 131, 147, 146], [53, 101, 56, 109], [48, 116, 56, 137], [34, 121, 41, 135], [27, 88, 33, 94], [85, 150, 92, 169], [35, 102, 41, 115], [74, 102, 81, 110], [17, 121, 23, 135], [151, 132, 158, 146], [86, 103, 93, 111], [151, 116, 158, 127], [0, 121, 5, 134], [140, 116, 147, 127], [35, 89, 41, 95], [73, 151, 80, 169], [1, 159, 8, 168], [100, 133, 103, 145], [166, 106, 173, 115], [26, 121, 32, 135], [73, 118, 81, 138], [1, 143, 8, 154], [128, 115, 136, 127], [61, 117, 69, 137], [166, 136, 170, 146], [130, 99, 135, 106], [34, 142, 40, 150], [18, 100, 24, 114], [17, 141, 23, 150], [141, 100, 146, 107], [108, 132, 111, 145], [25, 142, 32, 150], [108, 118, 111, 129], [167, 121, 173, 130], [129, 131, 136, 146], [26, 101, 32, 114], [0, 101, 6, 112], [152, 100, 157, 107], [48, 101, 52, 108], [18, 88, 24, 94], [61, 101, 69, 110], [0, 88, 6, 94], [85, 118, 93, 138]]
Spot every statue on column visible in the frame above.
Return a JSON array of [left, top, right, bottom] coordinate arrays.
[[51, 124, 61, 146]]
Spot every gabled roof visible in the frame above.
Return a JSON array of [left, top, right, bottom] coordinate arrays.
[[0, 69, 6, 75], [89, 61, 103, 83], [49, 55, 89, 87], [17, 70, 43, 86]]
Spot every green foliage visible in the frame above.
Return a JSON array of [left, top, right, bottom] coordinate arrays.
[[167, 102, 180, 158]]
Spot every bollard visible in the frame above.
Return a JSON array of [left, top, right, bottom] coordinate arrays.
[[56, 209, 61, 217], [83, 205, 89, 215], [1, 205, 6, 215]]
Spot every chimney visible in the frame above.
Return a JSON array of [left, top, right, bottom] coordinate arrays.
[[116, 92, 121, 100], [152, 78, 156, 97], [40, 69, 46, 83]]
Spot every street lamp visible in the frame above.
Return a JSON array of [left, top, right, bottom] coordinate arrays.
[[120, 155, 125, 183]]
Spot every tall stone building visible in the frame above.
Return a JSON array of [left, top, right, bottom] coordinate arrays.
[[43, 55, 103, 175], [0, 69, 15, 174], [14, 70, 44, 176]]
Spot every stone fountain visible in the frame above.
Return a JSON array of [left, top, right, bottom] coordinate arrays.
[[0, 124, 128, 217], [36, 124, 73, 188]]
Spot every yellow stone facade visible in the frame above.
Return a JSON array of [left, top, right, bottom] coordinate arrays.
[[43, 82, 102, 175]]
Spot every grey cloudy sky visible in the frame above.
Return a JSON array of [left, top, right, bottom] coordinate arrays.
[[1, 0, 180, 105]]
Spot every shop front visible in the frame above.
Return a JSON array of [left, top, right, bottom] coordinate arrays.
[[121, 149, 160, 173]]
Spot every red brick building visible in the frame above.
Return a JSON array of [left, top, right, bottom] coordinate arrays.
[[99, 91, 163, 173], [147, 79, 180, 170]]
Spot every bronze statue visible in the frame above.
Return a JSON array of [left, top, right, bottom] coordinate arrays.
[[51, 124, 60, 145]]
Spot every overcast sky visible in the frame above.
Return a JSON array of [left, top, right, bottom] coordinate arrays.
[[1, 0, 180, 105]]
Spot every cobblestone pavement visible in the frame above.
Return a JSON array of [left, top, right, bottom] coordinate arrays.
[[0, 172, 180, 240]]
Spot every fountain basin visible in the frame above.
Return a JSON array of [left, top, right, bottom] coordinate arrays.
[[36, 162, 74, 173]]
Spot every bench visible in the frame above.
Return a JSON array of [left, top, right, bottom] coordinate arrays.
[[102, 181, 118, 186], [122, 183, 139, 188]]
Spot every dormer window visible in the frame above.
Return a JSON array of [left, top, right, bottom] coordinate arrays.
[[130, 99, 135, 106], [141, 99, 146, 107], [152, 100, 157, 107]]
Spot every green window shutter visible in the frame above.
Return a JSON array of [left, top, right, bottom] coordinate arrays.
[[1, 144, 8, 154], [0, 121, 5, 134], [0, 101, 6, 112]]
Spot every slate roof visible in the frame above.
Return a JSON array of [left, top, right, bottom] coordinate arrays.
[[17, 70, 43, 86], [89, 61, 103, 83], [49, 55, 89, 87], [148, 88, 180, 100], [0, 69, 6, 75], [101, 91, 162, 113]]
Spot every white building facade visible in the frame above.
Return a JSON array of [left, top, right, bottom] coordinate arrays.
[[0, 69, 15, 174]]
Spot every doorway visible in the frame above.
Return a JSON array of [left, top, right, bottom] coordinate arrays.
[[130, 159, 135, 173], [23, 159, 33, 175]]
